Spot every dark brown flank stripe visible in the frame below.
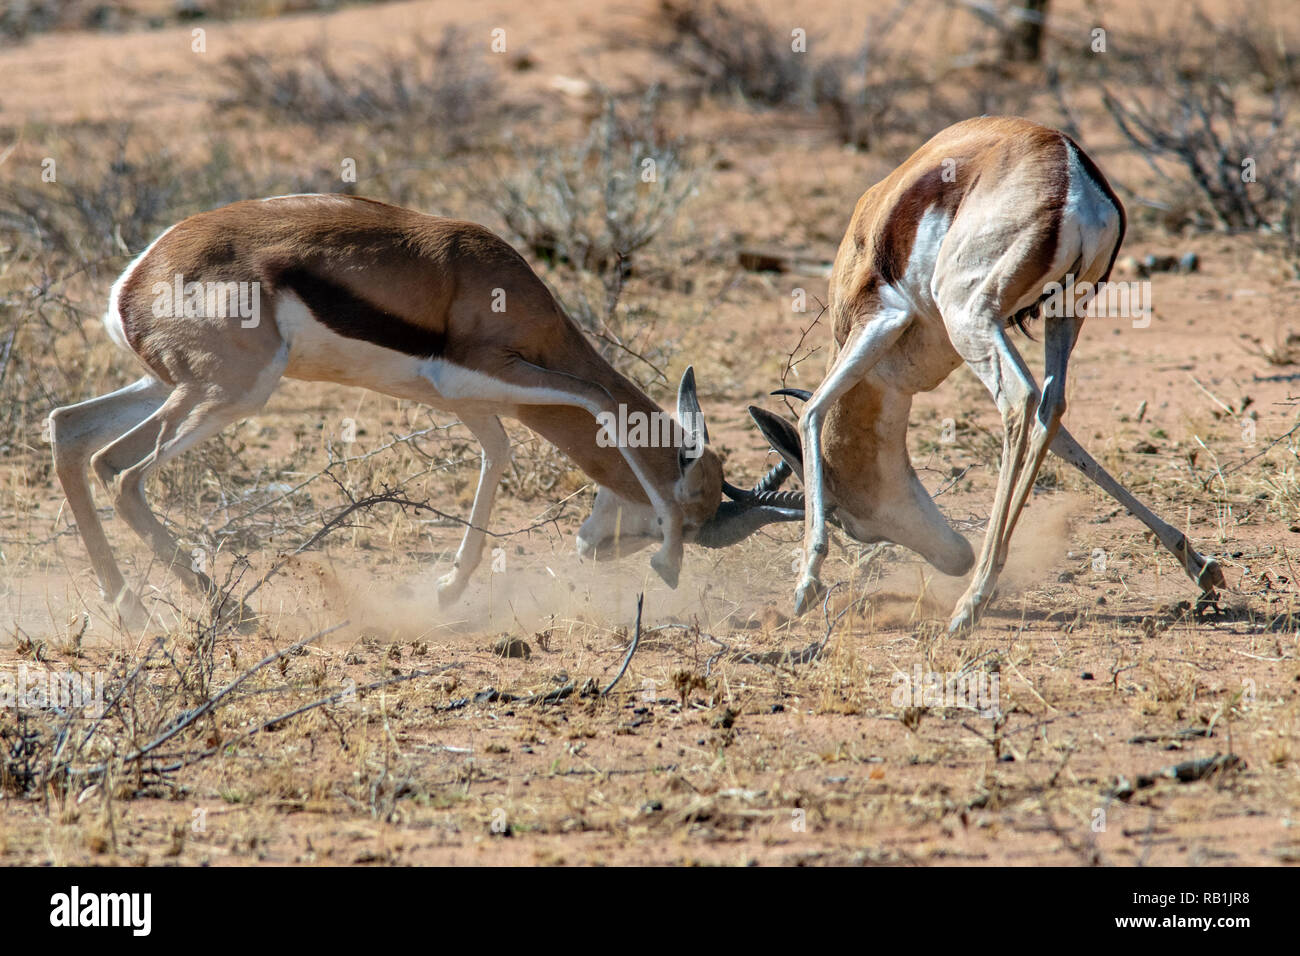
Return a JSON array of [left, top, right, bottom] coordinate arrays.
[[276, 266, 445, 358], [876, 165, 965, 287]]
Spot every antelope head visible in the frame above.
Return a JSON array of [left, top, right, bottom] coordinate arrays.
[[748, 386, 974, 577], [576, 369, 805, 560]]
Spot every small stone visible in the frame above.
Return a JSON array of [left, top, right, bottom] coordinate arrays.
[[492, 636, 531, 660], [1081, 672, 1095, 680], [1142, 253, 1178, 274]]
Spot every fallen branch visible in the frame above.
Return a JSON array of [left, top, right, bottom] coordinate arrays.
[[737, 246, 834, 275], [68, 622, 347, 780], [1220, 419, 1300, 478], [438, 681, 583, 711], [110, 667, 449, 776], [1108, 752, 1244, 800]]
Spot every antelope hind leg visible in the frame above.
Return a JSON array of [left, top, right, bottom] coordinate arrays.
[[1050, 426, 1224, 593]]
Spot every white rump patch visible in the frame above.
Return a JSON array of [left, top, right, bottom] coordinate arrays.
[[103, 224, 175, 355], [1063, 144, 1123, 283], [887, 205, 950, 319]]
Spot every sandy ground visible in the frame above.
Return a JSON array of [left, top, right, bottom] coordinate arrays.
[[1, 0, 1298, 865]]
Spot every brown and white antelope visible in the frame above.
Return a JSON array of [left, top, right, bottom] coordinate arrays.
[[748, 117, 1224, 632], [50, 194, 801, 626]]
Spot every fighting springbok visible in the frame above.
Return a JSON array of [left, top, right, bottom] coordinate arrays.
[[50, 194, 801, 626], [748, 117, 1223, 632]]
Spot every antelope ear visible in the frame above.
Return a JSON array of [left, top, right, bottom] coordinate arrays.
[[676, 366, 708, 453], [748, 405, 803, 477]]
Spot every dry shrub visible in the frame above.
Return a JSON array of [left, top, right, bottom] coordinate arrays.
[[1174, 4, 1300, 94], [1075, 4, 1300, 261], [479, 90, 696, 380], [0, 614, 350, 806], [502, 434, 585, 504], [0, 0, 388, 45], [0, 123, 247, 260], [654, 0, 829, 108], [648, 0, 1028, 152], [486, 90, 695, 277], [0, 0, 117, 44], [652, 0, 913, 149], [0, 123, 255, 452], [0, 712, 43, 796], [1102, 79, 1295, 233], [218, 26, 503, 149]]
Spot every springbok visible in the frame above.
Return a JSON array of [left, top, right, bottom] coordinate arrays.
[[50, 194, 802, 626], [748, 117, 1224, 632]]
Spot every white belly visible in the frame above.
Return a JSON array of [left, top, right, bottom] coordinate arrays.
[[275, 292, 440, 404]]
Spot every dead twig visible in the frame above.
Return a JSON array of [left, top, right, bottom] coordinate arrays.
[[240, 483, 568, 605], [68, 622, 347, 780], [601, 593, 644, 696], [778, 302, 826, 414]]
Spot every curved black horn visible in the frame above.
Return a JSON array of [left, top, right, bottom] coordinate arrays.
[[722, 479, 752, 501], [754, 459, 791, 493], [772, 388, 813, 401], [724, 460, 793, 502], [722, 480, 804, 509], [748, 488, 805, 508], [693, 500, 804, 549]]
